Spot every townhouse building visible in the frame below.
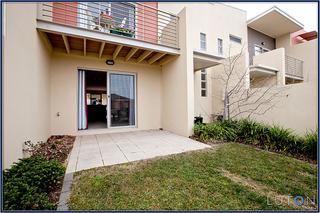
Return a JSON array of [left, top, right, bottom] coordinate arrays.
[[3, 2, 317, 168]]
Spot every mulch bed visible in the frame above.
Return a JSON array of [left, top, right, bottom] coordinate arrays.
[[25, 135, 76, 207], [47, 135, 75, 205]]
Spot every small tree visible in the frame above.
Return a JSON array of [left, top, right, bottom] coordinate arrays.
[[213, 45, 287, 120]]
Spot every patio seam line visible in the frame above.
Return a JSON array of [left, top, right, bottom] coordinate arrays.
[[129, 137, 145, 154], [95, 134, 105, 166], [116, 143, 130, 162]]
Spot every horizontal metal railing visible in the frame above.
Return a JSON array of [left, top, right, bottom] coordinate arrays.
[[285, 55, 303, 79], [39, 2, 179, 48]]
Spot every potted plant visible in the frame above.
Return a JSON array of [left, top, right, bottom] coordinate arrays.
[[110, 27, 135, 38]]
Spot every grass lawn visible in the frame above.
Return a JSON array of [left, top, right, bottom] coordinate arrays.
[[69, 143, 317, 210]]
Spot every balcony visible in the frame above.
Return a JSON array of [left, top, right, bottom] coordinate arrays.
[[37, 2, 179, 65], [285, 55, 303, 80]]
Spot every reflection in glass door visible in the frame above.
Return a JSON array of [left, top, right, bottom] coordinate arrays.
[[109, 73, 135, 127]]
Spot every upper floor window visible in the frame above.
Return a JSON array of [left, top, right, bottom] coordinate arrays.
[[254, 45, 269, 55], [201, 69, 207, 97], [200, 33, 207, 50], [218, 38, 223, 55], [229, 34, 242, 44]]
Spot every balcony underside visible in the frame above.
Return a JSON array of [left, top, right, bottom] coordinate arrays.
[[193, 50, 224, 71], [250, 64, 278, 78], [37, 20, 179, 66], [285, 73, 303, 81]]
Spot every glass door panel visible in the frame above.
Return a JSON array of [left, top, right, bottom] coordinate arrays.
[[109, 73, 135, 127]]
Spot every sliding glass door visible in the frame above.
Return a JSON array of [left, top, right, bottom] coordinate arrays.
[[108, 73, 136, 127]]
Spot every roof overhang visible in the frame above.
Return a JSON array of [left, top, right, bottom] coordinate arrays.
[[247, 6, 304, 38], [250, 64, 278, 78], [193, 50, 225, 71]]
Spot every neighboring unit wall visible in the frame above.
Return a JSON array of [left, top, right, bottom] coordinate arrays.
[[211, 54, 249, 117], [49, 53, 162, 135], [3, 3, 51, 168], [161, 8, 195, 137], [247, 27, 275, 65], [252, 48, 286, 86], [240, 39, 318, 135], [194, 70, 213, 122], [160, 3, 248, 124], [280, 39, 317, 82]]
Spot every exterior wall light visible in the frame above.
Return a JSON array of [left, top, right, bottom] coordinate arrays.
[[106, 60, 114, 65]]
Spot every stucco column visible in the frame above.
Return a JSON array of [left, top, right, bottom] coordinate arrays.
[[161, 7, 194, 137]]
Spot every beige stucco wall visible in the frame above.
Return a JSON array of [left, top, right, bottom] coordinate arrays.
[[239, 82, 317, 135], [160, 3, 248, 125], [252, 48, 286, 86], [194, 70, 213, 122], [3, 3, 52, 168], [159, 3, 247, 57], [239, 39, 318, 135], [50, 53, 162, 135], [282, 39, 317, 83], [161, 8, 195, 137]]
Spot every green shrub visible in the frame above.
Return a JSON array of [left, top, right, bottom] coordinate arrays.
[[3, 179, 55, 210], [193, 121, 237, 142], [193, 119, 318, 161], [236, 119, 268, 145], [303, 130, 318, 160], [266, 126, 295, 152], [3, 156, 65, 210]]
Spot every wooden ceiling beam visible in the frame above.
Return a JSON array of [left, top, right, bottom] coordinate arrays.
[[125, 47, 139, 61], [148, 52, 166, 65], [62, 34, 70, 54], [137, 50, 153, 63], [113, 45, 123, 60], [99, 42, 106, 58], [159, 55, 177, 66], [83, 38, 86, 56]]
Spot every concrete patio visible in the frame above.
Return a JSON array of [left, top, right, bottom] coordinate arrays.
[[65, 130, 210, 173]]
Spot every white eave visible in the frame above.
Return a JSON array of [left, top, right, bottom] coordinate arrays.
[[247, 6, 304, 38], [193, 50, 225, 71], [250, 64, 279, 78]]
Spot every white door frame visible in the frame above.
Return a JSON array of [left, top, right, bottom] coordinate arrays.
[[107, 71, 137, 129]]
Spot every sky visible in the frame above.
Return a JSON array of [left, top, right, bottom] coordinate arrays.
[[226, 2, 318, 32]]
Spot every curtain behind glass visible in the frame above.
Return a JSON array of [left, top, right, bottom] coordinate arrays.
[[78, 70, 87, 129], [110, 74, 135, 126]]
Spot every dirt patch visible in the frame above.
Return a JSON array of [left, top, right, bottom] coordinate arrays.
[[220, 169, 316, 210], [24, 135, 76, 164]]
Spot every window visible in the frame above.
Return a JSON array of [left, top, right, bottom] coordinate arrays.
[[229, 34, 242, 44], [201, 69, 207, 97], [218, 38, 223, 55], [82, 2, 135, 31], [254, 45, 269, 55], [200, 33, 206, 50]]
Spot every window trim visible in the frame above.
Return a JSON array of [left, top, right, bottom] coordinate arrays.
[[200, 32, 207, 51], [229, 34, 242, 44], [201, 69, 207, 97]]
